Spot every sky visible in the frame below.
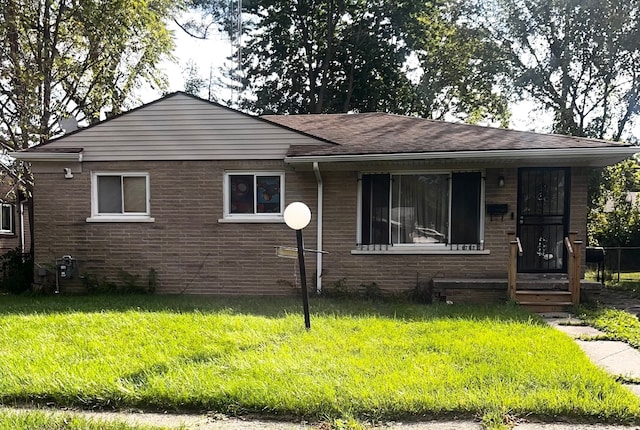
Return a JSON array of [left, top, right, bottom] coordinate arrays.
[[142, 22, 639, 142]]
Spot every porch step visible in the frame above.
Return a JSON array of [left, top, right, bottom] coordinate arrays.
[[516, 277, 569, 290], [515, 290, 573, 312]]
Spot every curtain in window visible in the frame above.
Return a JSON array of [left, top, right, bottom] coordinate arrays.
[[392, 174, 449, 244]]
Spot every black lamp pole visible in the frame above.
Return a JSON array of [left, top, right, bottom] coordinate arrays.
[[296, 229, 311, 330]]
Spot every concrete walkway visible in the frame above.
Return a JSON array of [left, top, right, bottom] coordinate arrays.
[[543, 313, 640, 398]]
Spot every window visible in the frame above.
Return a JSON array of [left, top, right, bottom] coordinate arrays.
[[0, 203, 13, 234], [88, 172, 152, 222], [359, 172, 482, 248], [224, 172, 284, 219]]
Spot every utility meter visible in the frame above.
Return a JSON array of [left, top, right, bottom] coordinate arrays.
[[56, 255, 76, 279]]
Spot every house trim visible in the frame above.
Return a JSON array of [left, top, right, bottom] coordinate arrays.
[[11, 151, 83, 162], [285, 147, 639, 165]]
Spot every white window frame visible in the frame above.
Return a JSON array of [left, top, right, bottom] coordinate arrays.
[[355, 169, 487, 254], [220, 171, 285, 223], [87, 172, 154, 223], [0, 203, 13, 234]]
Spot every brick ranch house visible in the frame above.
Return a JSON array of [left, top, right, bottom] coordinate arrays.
[[11, 92, 638, 304]]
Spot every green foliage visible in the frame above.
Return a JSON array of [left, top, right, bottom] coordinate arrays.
[[413, 2, 511, 124], [0, 0, 178, 153], [485, 0, 640, 140], [0, 248, 33, 295], [588, 158, 640, 246], [0, 295, 637, 422], [207, 0, 509, 123]]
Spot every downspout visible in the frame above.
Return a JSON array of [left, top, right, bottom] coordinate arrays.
[[313, 162, 323, 294]]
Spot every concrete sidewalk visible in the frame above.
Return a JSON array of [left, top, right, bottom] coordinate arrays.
[[544, 314, 640, 397]]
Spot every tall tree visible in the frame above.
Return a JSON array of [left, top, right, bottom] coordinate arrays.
[[487, 0, 640, 140], [412, 1, 511, 124], [0, 0, 177, 152], [206, 0, 509, 120]]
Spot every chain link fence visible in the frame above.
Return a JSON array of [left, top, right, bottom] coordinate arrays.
[[586, 247, 640, 284]]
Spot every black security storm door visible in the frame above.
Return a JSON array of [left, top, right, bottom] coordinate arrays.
[[517, 168, 570, 273]]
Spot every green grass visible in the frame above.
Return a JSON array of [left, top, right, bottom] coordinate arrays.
[[0, 408, 167, 430], [579, 307, 640, 350], [0, 295, 639, 423], [586, 271, 640, 296]]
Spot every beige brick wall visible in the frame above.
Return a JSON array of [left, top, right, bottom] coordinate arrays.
[[318, 167, 590, 294], [32, 162, 591, 295], [33, 160, 318, 294]]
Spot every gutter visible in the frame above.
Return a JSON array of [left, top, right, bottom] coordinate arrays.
[[9, 152, 83, 162], [313, 162, 323, 294], [285, 147, 639, 164]]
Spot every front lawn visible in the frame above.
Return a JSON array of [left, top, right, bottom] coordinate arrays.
[[0, 295, 638, 423]]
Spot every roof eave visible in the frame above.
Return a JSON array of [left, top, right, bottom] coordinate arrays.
[[285, 147, 639, 166], [9, 151, 83, 162]]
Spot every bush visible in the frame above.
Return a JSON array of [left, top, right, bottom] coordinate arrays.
[[0, 248, 33, 294]]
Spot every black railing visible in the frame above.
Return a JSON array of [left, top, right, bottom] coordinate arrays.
[[355, 242, 485, 251]]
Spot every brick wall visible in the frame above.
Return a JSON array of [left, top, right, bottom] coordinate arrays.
[[32, 161, 591, 296], [318, 166, 590, 295], [33, 160, 318, 294]]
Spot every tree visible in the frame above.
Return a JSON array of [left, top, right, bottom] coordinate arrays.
[[0, 0, 178, 153], [589, 157, 640, 247], [487, 0, 640, 140], [412, 1, 511, 125], [198, 0, 509, 120], [1, 0, 178, 255]]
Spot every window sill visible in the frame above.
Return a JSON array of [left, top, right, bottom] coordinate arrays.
[[86, 216, 155, 223], [351, 248, 490, 255], [218, 217, 284, 224], [0, 231, 15, 236]]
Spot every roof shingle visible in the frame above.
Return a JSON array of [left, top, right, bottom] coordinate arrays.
[[262, 113, 631, 157]]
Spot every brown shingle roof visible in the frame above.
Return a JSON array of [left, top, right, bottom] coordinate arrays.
[[261, 113, 630, 157]]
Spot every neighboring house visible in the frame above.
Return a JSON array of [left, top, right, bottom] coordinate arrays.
[[10, 92, 638, 303], [604, 191, 640, 212], [0, 166, 31, 255]]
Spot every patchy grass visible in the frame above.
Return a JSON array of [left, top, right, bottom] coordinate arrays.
[[578, 306, 640, 350], [0, 408, 168, 430], [0, 295, 638, 424], [586, 271, 640, 296]]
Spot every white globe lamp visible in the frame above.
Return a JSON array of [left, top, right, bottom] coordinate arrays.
[[283, 202, 312, 230]]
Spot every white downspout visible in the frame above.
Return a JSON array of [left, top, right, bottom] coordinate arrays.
[[19, 202, 25, 251], [313, 162, 323, 294]]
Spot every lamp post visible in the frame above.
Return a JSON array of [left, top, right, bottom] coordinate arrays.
[[283, 202, 312, 330]]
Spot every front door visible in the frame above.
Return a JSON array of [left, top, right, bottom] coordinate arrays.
[[517, 168, 570, 273]]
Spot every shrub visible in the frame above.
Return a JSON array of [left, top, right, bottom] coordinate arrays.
[[0, 248, 33, 294]]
